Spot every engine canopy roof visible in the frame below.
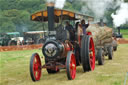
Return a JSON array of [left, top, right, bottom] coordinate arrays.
[[31, 9, 94, 23]]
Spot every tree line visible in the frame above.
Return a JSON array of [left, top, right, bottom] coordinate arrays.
[[0, 0, 128, 33]]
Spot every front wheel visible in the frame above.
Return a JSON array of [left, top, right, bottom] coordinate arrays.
[[30, 53, 42, 81], [66, 51, 76, 80]]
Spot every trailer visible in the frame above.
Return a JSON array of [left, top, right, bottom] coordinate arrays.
[[86, 22, 116, 65]]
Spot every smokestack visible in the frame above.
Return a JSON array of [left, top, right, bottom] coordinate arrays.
[[99, 19, 104, 27], [117, 27, 121, 35], [47, 2, 55, 31]]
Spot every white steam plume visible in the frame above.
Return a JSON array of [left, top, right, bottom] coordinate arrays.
[[46, 0, 66, 9], [111, 2, 128, 27], [81, 0, 121, 19], [55, 0, 66, 9]]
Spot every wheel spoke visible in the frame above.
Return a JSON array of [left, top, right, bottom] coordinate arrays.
[[70, 69, 73, 78], [34, 70, 36, 76], [89, 53, 92, 57], [70, 61, 73, 69], [72, 59, 76, 78], [89, 48, 93, 51], [89, 37, 95, 70], [72, 69, 75, 78], [35, 71, 38, 78], [34, 62, 38, 70], [72, 55, 76, 79]]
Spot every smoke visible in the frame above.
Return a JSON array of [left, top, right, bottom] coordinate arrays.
[[55, 0, 66, 9], [47, 0, 66, 9], [111, 2, 128, 27], [81, 0, 122, 19]]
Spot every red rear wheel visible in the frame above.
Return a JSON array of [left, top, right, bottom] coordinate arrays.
[[81, 35, 95, 72], [89, 37, 95, 70], [30, 53, 41, 81], [66, 51, 76, 80]]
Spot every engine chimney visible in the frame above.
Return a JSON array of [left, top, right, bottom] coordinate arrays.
[[47, 3, 55, 31], [117, 27, 121, 35], [99, 19, 104, 27]]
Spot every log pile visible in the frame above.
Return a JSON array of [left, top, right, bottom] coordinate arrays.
[[86, 24, 113, 46]]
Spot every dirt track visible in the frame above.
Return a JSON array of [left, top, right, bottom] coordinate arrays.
[[117, 38, 128, 44], [0, 44, 43, 52]]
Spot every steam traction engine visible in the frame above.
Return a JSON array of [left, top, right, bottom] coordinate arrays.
[[30, 3, 95, 81]]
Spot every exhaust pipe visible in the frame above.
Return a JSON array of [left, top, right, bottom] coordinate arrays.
[[47, 3, 55, 31], [117, 27, 120, 35], [100, 19, 104, 27]]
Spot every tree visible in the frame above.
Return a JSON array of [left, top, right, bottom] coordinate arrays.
[[0, 20, 16, 32]]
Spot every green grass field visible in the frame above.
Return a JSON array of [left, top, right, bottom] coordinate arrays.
[[0, 44, 128, 85], [121, 29, 128, 38]]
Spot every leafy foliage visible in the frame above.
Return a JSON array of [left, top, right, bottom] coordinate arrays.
[[0, 0, 127, 33], [0, 0, 46, 33]]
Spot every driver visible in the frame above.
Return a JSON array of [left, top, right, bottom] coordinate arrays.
[[65, 21, 74, 32], [65, 21, 75, 41]]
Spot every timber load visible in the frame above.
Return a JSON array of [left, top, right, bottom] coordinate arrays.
[[86, 24, 113, 46]]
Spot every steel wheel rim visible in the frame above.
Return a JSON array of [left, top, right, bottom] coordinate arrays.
[[89, 37, 95, 70], [33, 54, 41, 80], [70, 54, 76, 79]]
